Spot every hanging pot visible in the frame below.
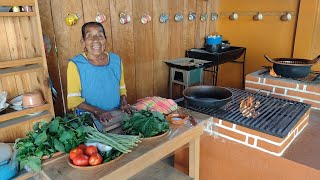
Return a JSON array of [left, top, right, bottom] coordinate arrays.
[[264, 55, 320, 78]]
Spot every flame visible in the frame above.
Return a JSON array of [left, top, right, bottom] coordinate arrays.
[[240, 96, 260, 118], [270, 68, 281, 77]]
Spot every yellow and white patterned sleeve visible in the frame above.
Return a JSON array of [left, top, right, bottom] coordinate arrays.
[[120, 61, 127, 96], [67, 61, 85, 110]]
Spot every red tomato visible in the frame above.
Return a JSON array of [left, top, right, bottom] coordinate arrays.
[[69, 148, 83, 160], [72, 154, 89, 166], [85, 145, 98, 156], [89, 153, 103, 166], [78, 144, 87, 153]]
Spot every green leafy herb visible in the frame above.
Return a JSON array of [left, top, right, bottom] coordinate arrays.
[[15, 113, 92, 172], [123, 110, 170, 138]]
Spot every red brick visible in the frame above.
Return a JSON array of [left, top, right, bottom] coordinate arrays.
[[290, 110, 310, 133], [302, 100, 320, 109], [297, 117, 309, 133], [257, 132, 295, 154], [247, 137, 255, 145], [285, 96, 302, 102], [265, 78, 296, 89], [306, 85, 320, 94], [216, 126, 247, 142], [236, 125, 283, 143], [245, 88, 258, 93], [213, 117, 219, 124], [245, 82, 274, 92], [221, 120, 234, 128], [274, 87, 285, 94], [297, 84, 305, 90], [287, 90, 320, 102], [270, 94, 286, 99], [245, 75, 259, 82]]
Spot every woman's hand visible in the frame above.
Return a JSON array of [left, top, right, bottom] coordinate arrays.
[[120, 95, 132, 114], [94, 110, 112, 122]]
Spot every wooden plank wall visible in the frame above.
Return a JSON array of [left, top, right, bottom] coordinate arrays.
[[41, 0, 217, 112]]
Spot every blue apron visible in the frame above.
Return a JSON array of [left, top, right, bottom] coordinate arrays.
[[70, 53, 121, 112]]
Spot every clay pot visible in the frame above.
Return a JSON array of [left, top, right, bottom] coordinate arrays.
[[22, 91, 45, 108]]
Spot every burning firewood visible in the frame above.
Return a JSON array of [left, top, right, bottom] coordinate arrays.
[[240, 96, 260, 118]]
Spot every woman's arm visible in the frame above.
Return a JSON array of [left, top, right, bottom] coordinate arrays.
[[67, 61, 85, 109], [119, 62, 132, 114], [77, 102, 112, 122]]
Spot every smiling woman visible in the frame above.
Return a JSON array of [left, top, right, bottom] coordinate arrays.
[[67, 22, 132, 122]]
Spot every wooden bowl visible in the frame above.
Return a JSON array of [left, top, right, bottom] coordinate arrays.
[[166, 113, 189, 125], [67, 154, 124, 170], [141, 130, 170, 141], [22, 91, 45, 108]]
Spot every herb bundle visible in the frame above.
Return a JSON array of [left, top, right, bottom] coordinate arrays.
[[123, 110, 170, 138]]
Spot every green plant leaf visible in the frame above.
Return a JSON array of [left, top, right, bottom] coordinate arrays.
[[35, 148, 44, 157], [34, 132, 48, 146], [64, 142, 71, 153], [59, 131, 73, 142], [54, 138, 65, 152], [27, 157, 42, 172], [49, 119, 59, 133], [32, 133, 39, 140], [32, 122, 40, 131], [23, 141, 34, 148], [70, 122, 79, 128]]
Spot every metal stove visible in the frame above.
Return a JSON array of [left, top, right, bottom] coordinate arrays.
[[186, 88, 311, 138]]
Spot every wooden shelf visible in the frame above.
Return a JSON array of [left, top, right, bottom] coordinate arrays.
[[0, 0, 35, 6], [0, 64, 43, 78], [0, 110, 51, 129], [0, 12, 36, 17], [0, 57, 43, 69], [0, 104, 51, 123]]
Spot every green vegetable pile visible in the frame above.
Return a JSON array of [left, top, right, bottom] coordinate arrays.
[[123, 110, 170, 138], [15, 114, 92, 172]]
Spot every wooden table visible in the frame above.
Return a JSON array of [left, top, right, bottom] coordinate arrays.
[[19, 109, 212, 180]]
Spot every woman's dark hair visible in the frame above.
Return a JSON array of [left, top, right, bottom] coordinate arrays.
[[81, 22, 106, 39]]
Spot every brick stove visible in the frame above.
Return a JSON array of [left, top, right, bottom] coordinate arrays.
[[245, 68, 320, 110], [186, 88, 311, 156]]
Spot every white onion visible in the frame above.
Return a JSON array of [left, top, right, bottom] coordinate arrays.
[[96, 143, 112, 152]]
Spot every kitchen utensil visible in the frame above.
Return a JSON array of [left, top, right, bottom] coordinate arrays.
[[264, 54, 320, 78], [22, 91, 45, 108], [90, 114, 104, 132], [166, 113, 189, 125], [9, 95, 23, 106], [183, 86, 233, 108]]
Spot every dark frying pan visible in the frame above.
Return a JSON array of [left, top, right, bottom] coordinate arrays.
[[183, 86, 232, 108]]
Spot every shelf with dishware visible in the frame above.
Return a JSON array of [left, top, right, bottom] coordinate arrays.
[[0, 0, 54, 142], [0, 103, 51, 123]]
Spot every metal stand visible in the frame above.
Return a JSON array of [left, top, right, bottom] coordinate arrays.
[[187, 47, 246, 87], [169, 67, 203, 99]]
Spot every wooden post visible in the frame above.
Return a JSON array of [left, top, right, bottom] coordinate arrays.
[[189, 136, 200, 180]]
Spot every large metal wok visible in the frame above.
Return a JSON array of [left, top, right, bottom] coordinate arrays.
[[183, 86, 232, 108], [264, 55, 320, 78]]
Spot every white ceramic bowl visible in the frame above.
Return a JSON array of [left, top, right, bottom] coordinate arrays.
[[9, 95, 23, 106]]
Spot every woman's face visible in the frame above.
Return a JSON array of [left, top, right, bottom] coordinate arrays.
[[83, 25, 106, 56]]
